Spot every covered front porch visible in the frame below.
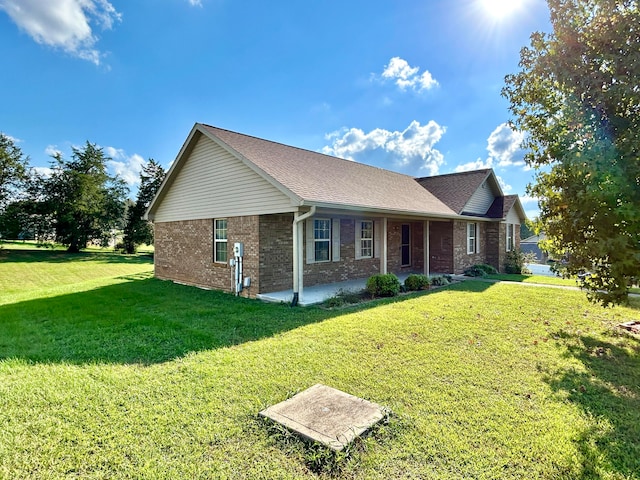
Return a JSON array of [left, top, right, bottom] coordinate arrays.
[[256, 273, 416, 306]]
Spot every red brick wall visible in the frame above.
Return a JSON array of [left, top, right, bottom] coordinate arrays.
[[452, 220, 488, 274], [154, 219, 229, 291], [259, 214, 294, 292], [484, 222, 501, 272], [154, 216, 260, 298], [428, 221, 453, 274], [386, 221, 425, 274]]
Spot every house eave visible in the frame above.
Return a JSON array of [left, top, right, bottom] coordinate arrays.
[[300, 200, 481, 222]]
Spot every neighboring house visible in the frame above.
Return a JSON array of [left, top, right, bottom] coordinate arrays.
[[521, 233, 548, 263], [146, 123, 526, 303]]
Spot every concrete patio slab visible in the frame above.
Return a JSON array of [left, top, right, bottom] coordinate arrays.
[[256, 273, 415, 306], [259, 384, 387, 451]]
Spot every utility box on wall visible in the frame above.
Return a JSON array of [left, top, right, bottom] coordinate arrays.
[[233, 242, 244, 257]]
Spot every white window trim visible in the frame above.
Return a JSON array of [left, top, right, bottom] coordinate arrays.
[[356, 220, 374, 260], [313, 218, 332, 263], [305, 217, 341, 264], [506, 223, 515, 252], [214, 218, 228, 264], [467, 222, 478, 255]]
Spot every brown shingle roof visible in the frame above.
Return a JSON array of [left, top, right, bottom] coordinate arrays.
[[414, 169, 493, 214], [487, 194, 523, 219], [200, 124, 456, 217]]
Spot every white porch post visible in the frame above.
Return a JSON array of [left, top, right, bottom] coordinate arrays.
[[293, 212, 300, 295], [292, 206, 315, 305], [423, 220, 429, 276], [381, 217, 388, 274], [296, 220, 304, 301]]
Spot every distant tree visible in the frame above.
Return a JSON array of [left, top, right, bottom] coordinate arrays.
[[42, 142, 128, 253], [503, 0, 640, 305], [0, 133, 29, 210], [122, 159, 165, 254], [520, 222, 535, 241]]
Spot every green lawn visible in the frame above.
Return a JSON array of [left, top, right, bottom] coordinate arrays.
[[486, 272, 580, 287], [1, 248, 639, 479]]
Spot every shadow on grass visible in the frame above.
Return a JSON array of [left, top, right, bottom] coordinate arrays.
[[542, 329, 640, 478], [0, 248, 151, 265], [0, 275, 346, 365], [0, 273, 483, 365]]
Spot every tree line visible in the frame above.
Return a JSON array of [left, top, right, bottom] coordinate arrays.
[[0, 135, 165, 254]]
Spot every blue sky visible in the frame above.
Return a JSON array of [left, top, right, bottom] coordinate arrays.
[[0, 0, 550, 218]]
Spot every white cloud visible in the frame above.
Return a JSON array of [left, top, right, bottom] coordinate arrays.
[[496, 175, 512, 193], [0, 0, 121, 65], [455, 157, 492, 172], [44, 145, 62, 157], [486, 123, 526, 167], [31, 166, 54, 178], [455, 123, 528, 175], [519, 195, 539, 205], [323, 120, 446, 175], [188, 0, 202, 5], [380, 57, 438, 92], [1, 133, 21, 143], [107, 151, 145, 186]]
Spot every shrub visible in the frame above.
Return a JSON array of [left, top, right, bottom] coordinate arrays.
[[366, 274, 401, 297], [464, 264, 498, 277], [323, 289, 368, 308], [464, 266, 487, 277], [504, 249, 536, 274], [404, 274, 431, 291], [430, 275, 451, 286]]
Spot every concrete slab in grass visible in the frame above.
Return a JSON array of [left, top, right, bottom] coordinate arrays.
[[259, 384, 387, 451]]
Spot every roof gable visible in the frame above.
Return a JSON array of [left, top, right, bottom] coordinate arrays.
[[415, 169, 502, 215], [196, 124, 455, 217], [149, 132, 294, 222], [487, 194, 527, 222]]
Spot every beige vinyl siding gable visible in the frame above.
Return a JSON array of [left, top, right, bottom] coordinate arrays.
[[463, 180, 497, 215], [153, 135, 293, 222], [505, 205, 521, 225]]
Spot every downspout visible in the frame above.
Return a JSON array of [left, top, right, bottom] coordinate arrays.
[[424, 220, 430, 276], [381, 217, 388, 274], [291, 206, 316, 306]]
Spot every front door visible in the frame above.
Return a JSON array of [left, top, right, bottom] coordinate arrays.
[[401, 224, 411, 266]]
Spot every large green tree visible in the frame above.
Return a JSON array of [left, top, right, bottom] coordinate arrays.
[[44, 142, 128, 252], [122, 159, 165, 254], [0, 133, 29, 210], [503, 0, 640, 305]]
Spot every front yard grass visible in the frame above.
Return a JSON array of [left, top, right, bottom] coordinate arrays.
[[1, 247, 639, 479], [486, 272, 580, 287]]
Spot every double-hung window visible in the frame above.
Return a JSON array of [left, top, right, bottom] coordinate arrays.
[[358, 220, 373, 259], [214, 219, 228, 263], [467, 222, 478, 254], [314, 219, 331, 262], [506, 223, 515, 251]]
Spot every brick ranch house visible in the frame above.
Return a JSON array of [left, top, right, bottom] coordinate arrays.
[[146, 123, 526, 303]]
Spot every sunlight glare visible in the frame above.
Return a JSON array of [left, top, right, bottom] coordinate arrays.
[[479, 0, 523, 20]]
